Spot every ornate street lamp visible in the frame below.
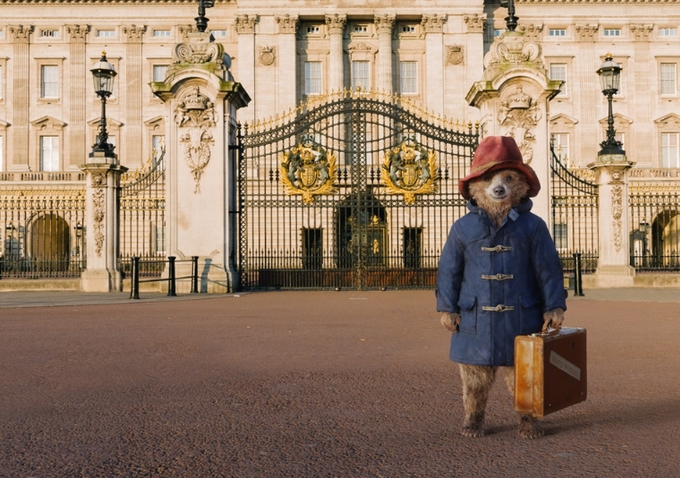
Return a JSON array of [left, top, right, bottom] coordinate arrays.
[[195, 0, 215, 33], [90, 52, 117, 159], [597, 53, 625, 156], [500, 0, 519, 32]]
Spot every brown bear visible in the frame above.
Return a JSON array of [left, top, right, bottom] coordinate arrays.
[[436, 136, 566, 439]]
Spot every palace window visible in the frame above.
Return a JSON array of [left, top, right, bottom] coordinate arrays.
[[552, 133, 570, 165], [550, 63, 568, 97], [153, 64, 168, 82], [40, 29, 59, 38], [352, 61, 370, 91], [212, 30, 228, 37], [660, 63, 677, 95], [0, 136, 4, 171], [40, 136, 60, 172], [553, 223, 569, 251], [661, 132, 680, 168], [152, 135, 165, 166], [494, 29, 506, 37], [403, 228, 422, 269], [399, 61, 418, 95], [660, 28, 677, 37], [353, 25, 368, 34], [97, 29, 115, 38], [41, 65, 59, 99], [604, 28, 621, 37], [0, 64, 3, 100], [401, 25, 416, 34], [153, 29, 171, 37], [306, 26, 321, 34], [549, 29, 566, 37], [304, 61, 322, 95]]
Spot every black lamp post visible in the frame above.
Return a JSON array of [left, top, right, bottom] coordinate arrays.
[[90, 52, 117, 159], [195, 0, 215, 33], [500, 0, 519, 32], [596, 53, 625, 156]]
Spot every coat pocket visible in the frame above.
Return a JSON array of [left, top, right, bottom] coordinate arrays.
[[457, 294, 477, 333], [519, 295, 543, 334]]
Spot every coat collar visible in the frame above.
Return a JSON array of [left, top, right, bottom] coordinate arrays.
[[467, 198, 533, 222]]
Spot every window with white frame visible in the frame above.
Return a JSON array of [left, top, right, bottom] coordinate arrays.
[[40, 29, 59, 38], [352, 61, 370, 90], [153, 65, 168, 82], [549, 29, 566, 37], [153, 29, 171, 37], [659, 28, 676, 37], [97, 29, 116, 38], [152, 135, 165, 165], [615, 132, 625, 150], [604, 28, 621, 37], [494, 29, 506, 37], [0, 136, 3, 171], [399, 61, 418, 95], [660, 63, 677, 95], [553, 223, 568, 250], [155, 224, 166, 255], [661, 132, 680, 168], [40, 136, 60, 171], [41, 65, 59, 99], [304, 61, 322, 95], [212, 30, 228, 38], [550, 63, 568, 97], [553, 133, 570, 165]]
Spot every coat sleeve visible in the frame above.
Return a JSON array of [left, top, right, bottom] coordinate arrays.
[[531, 219, 568, 312], [436, 224, 465, 313]]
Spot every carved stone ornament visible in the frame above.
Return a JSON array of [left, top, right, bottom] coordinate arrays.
[[630, 24, 654, 40], [484, 33, 543, 71], [382, 136, 439, 205], [92, 188, 105, 257], [174, 86, 217, 194], [575, 24, 599, 42], [122, 24, 146, 42], [463, 14, 486, 33], [92, 173, 106, 188], [498, 86, 542, 164], [234, 15, 258, 34], [259, 46, 276, 66], [276, 14, 298, 34], [446, 45, 464, 66], [66, 24, 89, 42], [611, 181, 624, 252], [325, 14, 347, 35], [173, 35, 224, 65], [518, 23, 544, 40], [8, 25, 33, 43], [280, 135, 338, 205], [374, 14, 395, 34], [421, 14, 446, 34]]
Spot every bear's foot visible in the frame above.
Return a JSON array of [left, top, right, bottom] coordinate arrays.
[[461, 413, 485, 438], [518, 415, 544, 439]]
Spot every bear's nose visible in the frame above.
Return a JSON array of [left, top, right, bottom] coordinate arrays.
[[494, 186, 506, 196]]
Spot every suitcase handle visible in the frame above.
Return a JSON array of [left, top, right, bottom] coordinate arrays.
[[537, 327, 561, 336]]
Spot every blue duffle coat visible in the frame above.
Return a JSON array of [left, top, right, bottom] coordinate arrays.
[[436, 199, 567, 366]]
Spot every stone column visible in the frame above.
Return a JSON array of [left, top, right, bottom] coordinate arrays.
[[575, 24, 601, 161], [630, 24, 654, 164], [80, 157, 128, 292], [275, 15, 299, 112], [374, 14, 395, 93], [151, 32, 250, 292], [235, 15, 258, 123], [66, 25, 89, 169], [466, 32, 563, 225], [8, 25, 32, 171], [422, 14, 446, 115], [325, 14, 346, 92], [588, 155, 636, 287], [122, 25, 146, 170]]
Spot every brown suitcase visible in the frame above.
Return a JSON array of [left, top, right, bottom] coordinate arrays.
[[514, 327, 587, 417]]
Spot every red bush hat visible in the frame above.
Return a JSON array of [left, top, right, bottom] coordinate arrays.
[[458, 135, 541, 199]]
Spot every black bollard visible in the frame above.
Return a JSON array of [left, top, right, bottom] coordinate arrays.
[[167, 256, 177, 297], [191, 256, 199, 293], [573, 252, 584, 297], [130, 256, 140, 300]]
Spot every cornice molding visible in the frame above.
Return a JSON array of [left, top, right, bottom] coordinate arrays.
[[1, 0, 234, 3], [517, 0, 673, 3]]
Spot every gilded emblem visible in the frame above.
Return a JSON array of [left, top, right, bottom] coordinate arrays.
[[280, 135, 338, 204], [382, 136, 438, 204]]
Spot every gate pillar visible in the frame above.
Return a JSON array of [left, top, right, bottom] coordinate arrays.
[[151, 31, 250, 293], [588, 155, 636, 287], [80, 157, 128, 292], [466, 31, 563, 225]]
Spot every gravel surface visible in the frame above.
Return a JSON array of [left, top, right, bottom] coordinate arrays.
[[1, 290, 679, 477]]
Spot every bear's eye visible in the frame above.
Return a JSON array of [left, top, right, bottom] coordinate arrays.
[[482, 175, 492, 182], [506, 175, 514, 182]]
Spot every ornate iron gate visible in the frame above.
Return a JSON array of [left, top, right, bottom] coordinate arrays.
[[550, 143, 599, 273], [237, 90, 478, 290]]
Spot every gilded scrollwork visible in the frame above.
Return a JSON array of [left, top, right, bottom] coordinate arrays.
[[280, 135, 338, 204], [382, 136, 439, 205]]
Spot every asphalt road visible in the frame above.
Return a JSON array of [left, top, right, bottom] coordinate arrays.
[[1, 290, 679, 477]]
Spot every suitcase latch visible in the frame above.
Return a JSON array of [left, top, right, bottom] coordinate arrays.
[[482, 304, 515, 312], [481, 273, 514, 281]]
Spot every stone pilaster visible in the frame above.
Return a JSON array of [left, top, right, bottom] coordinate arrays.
[[588, 156, 636, 287], [374, 14, 395, 93], [122, 25, 146, 170], [8, 25, 33, 171], [466, 32, 563, 225], [630, 25, 654, 164], [422, 14, 446, 115], [80, 160, 128, 292], [276, 15, 298, 111], [151, 31, 250, 292], [66, 25, 89, 170], [235, 15, 258, 123], [575, 24, 601, 162], [325, 14, 346, 92]]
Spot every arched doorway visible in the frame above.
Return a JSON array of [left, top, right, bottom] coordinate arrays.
[[30, 213, 70, 272], [651, 210, 680, 269]]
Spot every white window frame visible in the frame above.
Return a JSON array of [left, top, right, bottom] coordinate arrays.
[[152, 135, 165, 166], [153, 29, 172, 38], [549, 29, 566, 37], [660, 63, 677, 96], [604, 28, 621, 37], [304, 61, 323, 96], [661, 132, 680, 168], [40, 29, 60, 39], [351, 61, 370, 91], [553, 133, 570, 166], [550, 63, 568, 97], [40, 136, 60, 172], [96, 29, 116, 38], [553, 223, 569, 251], [212, 30, 228, 38], [40, 64, 60, 99], [659, 27, 677, 37], [399, 61, 418, 95], [153, 64, 168, 82]]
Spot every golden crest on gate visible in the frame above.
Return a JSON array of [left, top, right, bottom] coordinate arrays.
[[382, 136, 438, 204], [280, 135, 338, 204]]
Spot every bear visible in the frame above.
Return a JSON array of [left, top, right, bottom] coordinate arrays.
[[436, 135, 566, 439]]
